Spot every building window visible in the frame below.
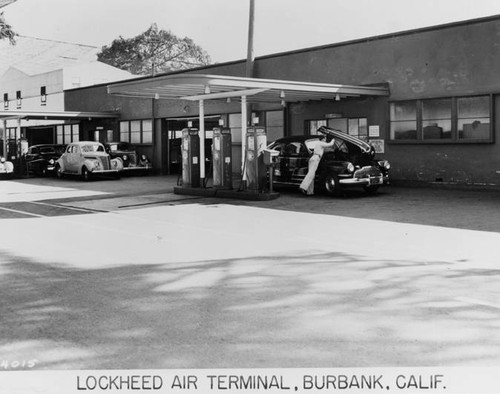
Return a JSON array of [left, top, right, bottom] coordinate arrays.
[[56, 124, 80, 144], [16, 91, 22, 109], [422, 98, 452, 140], [308, 120, 327, 135], [390, 101, 417, 140], [390, 95, 492, 143], [265, 110, 284, 142], [119, 119, 153, 144], [40, 86, 47, 105], [3, 93, 8, 109], [458, 96, 490, 140]]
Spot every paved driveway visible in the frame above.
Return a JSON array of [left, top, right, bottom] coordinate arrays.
[[0, 176, 500, 370]]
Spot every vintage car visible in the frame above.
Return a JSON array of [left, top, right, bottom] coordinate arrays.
[[267, 126, 390, 195], [0, 156, 14, 179], [55, 141, 123, 181], [104, 142, 151, 175], [25, 144, 66, 176]]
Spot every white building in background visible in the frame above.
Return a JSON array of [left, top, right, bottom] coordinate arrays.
[[0, 36, 134, 149]]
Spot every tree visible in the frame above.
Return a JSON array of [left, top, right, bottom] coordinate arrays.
[[0, 12, 16, 43], [97, 23, 212, 76]]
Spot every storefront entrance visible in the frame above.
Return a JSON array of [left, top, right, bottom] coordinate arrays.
[[163, 116, 222, 174]]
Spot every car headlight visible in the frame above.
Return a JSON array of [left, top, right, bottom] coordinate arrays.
[[49, 159, 55, 165], [0, 157, 5, 163], [141, 155, 147, 161], [122, 155, 128, 161], [346, 162, 355, 173], [378, 160, 391, 170]]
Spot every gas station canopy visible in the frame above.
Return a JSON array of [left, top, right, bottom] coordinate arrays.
[[107, 74, 389, 103], [107, 74, 389, 183]]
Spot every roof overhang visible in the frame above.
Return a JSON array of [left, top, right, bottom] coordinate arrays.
[[107, 74, 389, 104], [0, 110, 120, 121]]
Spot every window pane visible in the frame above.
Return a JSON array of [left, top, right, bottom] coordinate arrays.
[[142, 131, 152, 144], [309, 120, 327, 135], [423, 120, 451, 139], [459, 118, 490, 140], [142, 119, 153, 132], [64, 125, 71, 141], [391, 101, 417, 140], [130, 120, 141, 132], [130, 131, 141, 144], [391, 121, 417, 140], [391, 101, 416, 121], [422, 98, 452, 139], [120, 122, 129, 142], [359, 118, 368, 137], [72, 124, 79, 142], [266, 111, 284, 142], [458, 96, 489, 118], [348, 119, 359, 136], [56, 125, 64, 144], [458, 96, 490, 140], [327, 118, 348, 133]]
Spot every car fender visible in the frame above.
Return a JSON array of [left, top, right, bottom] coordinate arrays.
[[82, 158, 98, 173], [111, 157, 124, 171]]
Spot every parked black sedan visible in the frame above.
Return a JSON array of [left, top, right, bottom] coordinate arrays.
[[267, 126, 390, 195], [25, 144, 66, 176], [104, 142, 152, 175]]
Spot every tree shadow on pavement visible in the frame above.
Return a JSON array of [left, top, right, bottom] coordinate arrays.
[[1, 249, 500, 370]]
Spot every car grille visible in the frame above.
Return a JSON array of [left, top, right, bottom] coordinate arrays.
[[99, 157, 111, 170], [354, 166, 382, 179], [128, 154, 138, 166]]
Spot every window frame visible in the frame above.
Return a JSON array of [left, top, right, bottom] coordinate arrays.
[[389, 94, 494, 144], [119, 119, 153, 145]]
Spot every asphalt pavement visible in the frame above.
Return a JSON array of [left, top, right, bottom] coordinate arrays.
[[1, 175, 500, 370]]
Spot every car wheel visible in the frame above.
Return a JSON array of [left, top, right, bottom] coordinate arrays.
[[364, 185, 379, 195], [81, 167, 91, 181], [323, 173, 341, 196], [55, 164, 64, 179]]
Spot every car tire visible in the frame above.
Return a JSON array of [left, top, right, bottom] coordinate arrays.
[[81, 167, 91, 182], [323, 173, 341, 196], [55, 164, 64, 179], [364, 185, 379, 195]]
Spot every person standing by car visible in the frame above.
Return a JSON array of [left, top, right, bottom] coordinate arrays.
[[299, 134, 335, 195]]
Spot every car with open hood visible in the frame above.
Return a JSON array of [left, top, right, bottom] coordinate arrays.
[[267, 126, 390, 195], [55, 141, 123, 181]]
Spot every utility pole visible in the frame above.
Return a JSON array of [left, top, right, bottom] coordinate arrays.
[[246, 0, 255, 78]]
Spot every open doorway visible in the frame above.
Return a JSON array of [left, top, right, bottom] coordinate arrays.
[[164, 115, 221, 174]]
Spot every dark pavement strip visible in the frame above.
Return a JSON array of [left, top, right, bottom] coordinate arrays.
[[0, 201, 100, 218]]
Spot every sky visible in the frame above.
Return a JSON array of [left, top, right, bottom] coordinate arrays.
[[4, 0, 500, 63]]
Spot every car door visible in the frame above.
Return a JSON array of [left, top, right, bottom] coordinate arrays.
[[284, 141, 309, 182]]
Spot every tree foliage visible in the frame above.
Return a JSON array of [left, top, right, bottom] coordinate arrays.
[[97, 23, 212, 76], [0, 12, 16, 43]]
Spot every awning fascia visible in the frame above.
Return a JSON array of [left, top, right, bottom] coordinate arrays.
[[0, 110, 120, 121]]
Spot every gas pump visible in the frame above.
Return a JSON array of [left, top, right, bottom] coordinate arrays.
[[245, 127, 267, 192], [181, 128, 201, 188], [212, 127, 232, 189]]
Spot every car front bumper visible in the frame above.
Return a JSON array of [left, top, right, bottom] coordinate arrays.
[[339, 174, 389, 187]]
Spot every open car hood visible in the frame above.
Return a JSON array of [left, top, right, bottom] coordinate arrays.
[[318, 126, 373, 154]]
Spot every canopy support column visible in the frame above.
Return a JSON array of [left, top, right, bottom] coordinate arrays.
[[199, 99, 206, 185], [2, 120, 6, 158], [241, 95, 247, 184]]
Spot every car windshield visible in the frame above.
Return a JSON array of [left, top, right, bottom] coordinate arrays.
[[110, 143, 133, 152], [81, 144, 104, 153], [40, 147, 56, 154]]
